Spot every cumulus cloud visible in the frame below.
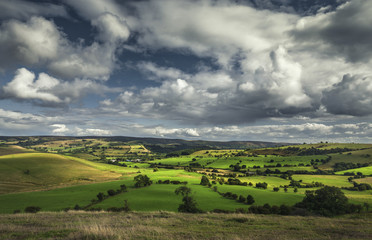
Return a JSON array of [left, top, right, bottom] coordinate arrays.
[[133, 0, 297, 67], [137, 62, 188, 82], [76, 128, 112, 136], [1, 68, 121, 107], [322, 74, 372, 116], [102, 46, 315, 124], [92, 13, 130, 43], [51, 124, 69, 134], [126, 121, 371, 142], [0, 17, 61, 68]]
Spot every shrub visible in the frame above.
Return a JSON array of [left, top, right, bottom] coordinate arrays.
[[24, 206, 41, 213], [107, 189, 116, 196], [246, 195, 255, 205], [200, 175, 210, 186], [295, 186, 359, 216]]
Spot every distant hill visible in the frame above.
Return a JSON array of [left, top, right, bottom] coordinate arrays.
[[0, 136, 290, 153]]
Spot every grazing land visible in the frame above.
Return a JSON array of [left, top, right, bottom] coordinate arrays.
[[0, 137, 372, 239]]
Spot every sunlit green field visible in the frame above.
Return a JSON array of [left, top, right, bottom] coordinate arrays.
[[0, 142, 372, 215]]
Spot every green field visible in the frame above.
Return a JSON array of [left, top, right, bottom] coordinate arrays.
[[0, 141, 372, 215]]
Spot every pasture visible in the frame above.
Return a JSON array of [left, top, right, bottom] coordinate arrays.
[[1, 211, 371, 240]]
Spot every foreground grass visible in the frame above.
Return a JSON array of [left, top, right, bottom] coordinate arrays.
[[0, 211, 371, 240]]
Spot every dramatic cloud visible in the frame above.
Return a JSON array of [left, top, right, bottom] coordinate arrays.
[[0, 0, 370, 142]]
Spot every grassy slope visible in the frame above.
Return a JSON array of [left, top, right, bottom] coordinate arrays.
[[0, 145, 34, 156], [1, 211, 371, 240], [0, 153, 122, 194], [320, 148, 372, 170]]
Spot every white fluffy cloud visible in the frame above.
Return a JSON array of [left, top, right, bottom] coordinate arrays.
[[2, 68, 121, 107]]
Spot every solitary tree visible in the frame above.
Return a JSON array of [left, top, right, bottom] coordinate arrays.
[[134, 174, 152, 188], [200, 175, 210, 186], [175, 186, 191, 196], [123, 200, 130, 212]]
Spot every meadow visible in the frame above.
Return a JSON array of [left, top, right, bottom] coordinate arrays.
[[0, 211, 371, 240]]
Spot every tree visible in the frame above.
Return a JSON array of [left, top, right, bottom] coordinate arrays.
[[178, 196, 201, 213], [246, 195, 255, 205], [273, 187, 280, 192], [120, 184, 127, 192], [295, 186, 349, 216], [238, 195, 246, 203], [123, 200, 130, 212], [134, 174, 152, 188], [175, 186, 191, 196], [97, 192, 105, 201], [200, 175, 210, 186], [294, 188, 298, 193]]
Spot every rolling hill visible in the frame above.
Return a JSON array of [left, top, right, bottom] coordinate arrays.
[[0, 152, 121, 194]]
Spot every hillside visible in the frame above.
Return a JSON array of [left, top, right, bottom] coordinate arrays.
[[0, 145, 34, 156], [0, 152, 121, 194]]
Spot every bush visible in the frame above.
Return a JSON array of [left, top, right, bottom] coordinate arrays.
[[24, 206, 41, 213], [246, 195, 255, 205], [255, 182, 268, 189], [200, 175, 210, 186], [107, 189, 116, 196]]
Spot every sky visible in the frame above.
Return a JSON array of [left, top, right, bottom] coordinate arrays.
[[0, 0, 371, 143]]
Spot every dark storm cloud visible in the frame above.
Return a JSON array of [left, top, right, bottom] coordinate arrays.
[[292, 0, 372, 63], [322, 74, 372, 116]]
